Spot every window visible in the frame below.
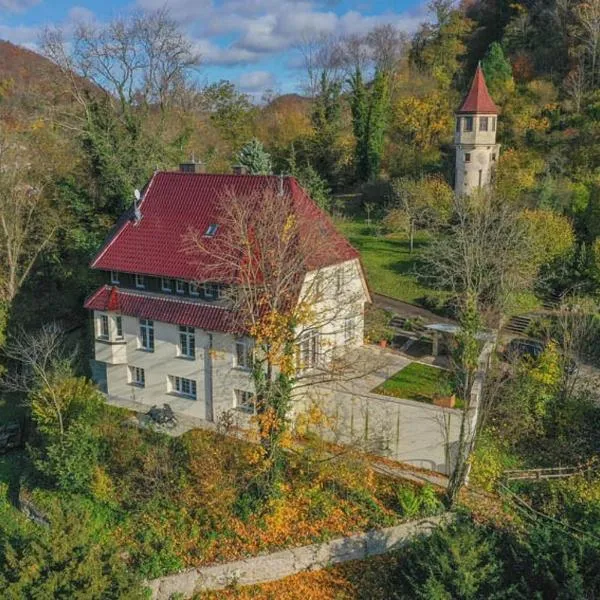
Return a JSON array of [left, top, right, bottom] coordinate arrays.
[[235, 390, 255, 414], [176, 280, 185, 294], [170, 376, 197, 399], [179, 326, 195, 358], [202, 283, 218, 299], [129, 366, 145, 387], [492, 117, 496, 131], [235, 339, 253, 370], [297, 330, 320, 373], [464, 116, 473, 132], [116, 316, 124, 339], [135, 274, 145, 289], [161, 278, 172, 292], [344, 317, 356, 343], [204, 224, 218, 236], [479, 116, 488, 131], [455, 117, 461, 132], [492, 153, 497, 162], [189, 282, 199, 297], [478, 170, 483, 188], [465, 152, 471, 163], [139, 319, 154, 351], [336, 268, 345, 293], [98, 314, 109, 340], [110, 271, 119, 284], [313, 273, 323, 298]]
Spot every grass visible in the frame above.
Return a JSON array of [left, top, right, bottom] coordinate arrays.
[[373, 362, 452, 404], [334, 219, 441, 305]]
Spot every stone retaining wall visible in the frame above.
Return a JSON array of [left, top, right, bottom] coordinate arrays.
[[148, 514, 452, 600]]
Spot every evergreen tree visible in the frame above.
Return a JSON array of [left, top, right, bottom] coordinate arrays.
[[287, 147, 331, 211], [237, 138, 273, 174], [309, 72, 344, 187], [482, 42, 514, 98], [349, 68, 390, 182]]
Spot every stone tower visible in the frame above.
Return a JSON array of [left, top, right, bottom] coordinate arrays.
[[454, 65, 500, 195]]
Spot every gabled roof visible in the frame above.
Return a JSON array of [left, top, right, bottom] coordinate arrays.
[[91, 172, 359, 281], [84, 285, 238, 333], [457, 65, 499, 115]]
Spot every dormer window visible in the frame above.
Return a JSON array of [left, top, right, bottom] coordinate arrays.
[[110, 271, 120, 284], [202, 283, 217, 299], [189, 283, 200, 296], [161, 278, 172, 292], [135, 274, 145, 289], [205, 224, 218, 237], [176, 280, 185, 294]]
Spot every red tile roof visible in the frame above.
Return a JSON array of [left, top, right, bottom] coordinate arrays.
[[84, 286, 238, 333], [457, 65, 499, 115], [91, 173, 359, 281]]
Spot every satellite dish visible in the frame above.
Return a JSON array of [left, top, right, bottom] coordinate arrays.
[[134, 189, 141, 201]]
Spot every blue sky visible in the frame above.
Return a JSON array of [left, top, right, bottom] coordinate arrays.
[[0, 0, 427, 96]]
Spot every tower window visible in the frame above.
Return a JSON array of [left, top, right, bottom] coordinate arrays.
[[465, 152, 471, 163], [478, 170, 483, 188], [479, 117, 488, 131], [492, 117, 496, 131], [492, 153, 497, 162], [456, 117, 461, 132], [464, 117, 473, 132]]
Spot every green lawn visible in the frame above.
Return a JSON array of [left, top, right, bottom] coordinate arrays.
[[373, 362, 451, 404], [335, 219, 440, 304]]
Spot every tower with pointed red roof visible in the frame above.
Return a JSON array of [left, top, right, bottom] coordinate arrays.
[[454, 64, 500, 195]]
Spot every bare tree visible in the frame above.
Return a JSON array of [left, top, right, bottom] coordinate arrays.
[[184, 183, 367, 491], [366, 25, 408, 78], [41, 7, 200, 112], [571, 0, 600, 88], [2, 324, 73, 437], [295, 32, 344, 97], [0, 134, 58, 307]]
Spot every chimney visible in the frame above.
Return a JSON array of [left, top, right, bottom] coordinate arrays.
[[179, 160, 205, 173], [232, 164, 247, 175]]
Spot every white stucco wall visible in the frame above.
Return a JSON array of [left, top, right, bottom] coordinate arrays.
[[93, 258, 370, 422]]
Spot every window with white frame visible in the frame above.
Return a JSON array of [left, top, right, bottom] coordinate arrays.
[[116, 316, 124, 340], [179, 326, 195, 358], [205, 224, 218, 236], [235, 339, 253, 370], [135, 274, 145, 289], [98, 314, 109, 340], [176, 280, 185, 294], [464, 116, 473, 132], [297, 330, 320, 373], [234, 389, 256, 413], [201, 283, 218, 299], [110, 271, 120, 284], [139, 319, 154, 351], [170, 375, 197, 399], [129, 366, 145, 387], [344, 317, 356, 343], [189, 282, 199, 296], [161, 278, 172, 292]]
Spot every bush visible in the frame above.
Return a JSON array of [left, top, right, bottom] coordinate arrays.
[[364, 305, 394, 343]]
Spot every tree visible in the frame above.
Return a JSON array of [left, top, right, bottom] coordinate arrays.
[[520, 209, 575, 269], [41, 8, 199, 112], [482, 42, 515, 98], [287, 148, 331, 211], [0, 133, 58, 341], [237, 139, 273, 175], [385, 175, 453, 252], [348, 68, 390, 182], [184, 185, 365, 496], [309, 72, 344, 187]]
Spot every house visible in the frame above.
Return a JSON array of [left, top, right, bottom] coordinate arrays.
[[454, 64, 500, 195], [85, 168, 370, 422]]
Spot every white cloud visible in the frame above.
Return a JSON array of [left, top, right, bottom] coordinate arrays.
[[238, 69, 275, 91], [0, 23, 40, 47], [0, 0, 40, 13]]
